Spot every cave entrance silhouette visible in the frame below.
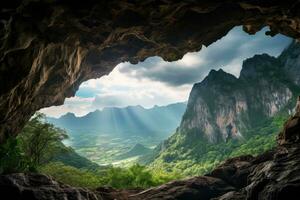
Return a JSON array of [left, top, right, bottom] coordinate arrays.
[[1, 1, 300, 199]]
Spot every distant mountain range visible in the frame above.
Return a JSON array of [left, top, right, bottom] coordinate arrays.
[[47, 103, 187, 138]]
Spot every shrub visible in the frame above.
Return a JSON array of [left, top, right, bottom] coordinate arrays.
[[0, 137, 35, 174]]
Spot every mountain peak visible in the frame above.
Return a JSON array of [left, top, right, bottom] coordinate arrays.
[[132, 143, 149, 151], [208, 68, 236, 80], [239, 54, 278, 80], [125, 105, 145, 110], [209, 68, 225, 75], [60, 112, 76, 119], [197, 68, 237, 88]]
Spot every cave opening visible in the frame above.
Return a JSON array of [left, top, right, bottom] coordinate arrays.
[[1, 1, 300, 199], [9, 25, 292, 188]]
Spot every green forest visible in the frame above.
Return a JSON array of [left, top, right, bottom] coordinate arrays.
[[0, 112, 287, 189], [148, 114, 286, 176]]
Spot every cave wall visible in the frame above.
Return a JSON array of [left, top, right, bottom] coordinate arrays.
[[1, 0, 300, 142]]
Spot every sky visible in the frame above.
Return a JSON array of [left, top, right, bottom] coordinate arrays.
[[40, 26, 292, 117]]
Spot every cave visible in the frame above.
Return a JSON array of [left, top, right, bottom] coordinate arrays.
[[1, 0, 300, 199]]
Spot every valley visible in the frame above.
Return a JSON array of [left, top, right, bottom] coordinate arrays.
[[69, 134, 159, 166], [47, 103, 186, 166]]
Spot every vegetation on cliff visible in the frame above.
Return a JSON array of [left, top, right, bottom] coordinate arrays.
[[148, 114, 287, 175]]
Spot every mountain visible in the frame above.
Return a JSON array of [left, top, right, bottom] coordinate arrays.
[[147, 41, 300, 175], [116, 143, 152, 160], [179, 42, 300, 143], [51, 148, 101, 170], [47, 102, 186, 138]]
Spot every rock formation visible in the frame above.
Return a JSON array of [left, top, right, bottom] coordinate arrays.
[[1, 0, 300, 142], [177, 42, 300, 143], [134, 98, 300, 200], [278, 96, 300, 144], [1, 98, 300, 199], [0, 173, 99, 200]]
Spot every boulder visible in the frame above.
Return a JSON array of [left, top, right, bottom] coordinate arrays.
[[0, 173, 100, 200]]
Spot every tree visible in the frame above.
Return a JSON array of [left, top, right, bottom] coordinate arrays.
[[0, 137, 33, 174], [18, 113, 68, 166]]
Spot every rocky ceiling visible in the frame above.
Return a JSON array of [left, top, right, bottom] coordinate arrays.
[[1, 0, 300, 142]]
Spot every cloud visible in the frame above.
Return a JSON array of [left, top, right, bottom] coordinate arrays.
[[39, 97, 95, 117], [118, 26, 292, 86], [41, 67, 191, 117], [88, 67, 191, 109], [91, 84, 190, 109]]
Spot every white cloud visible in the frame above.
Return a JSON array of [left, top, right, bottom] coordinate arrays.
[[176, 52, 204, 67], [40, 97, 95, 117], [40, 65, 191, 117]]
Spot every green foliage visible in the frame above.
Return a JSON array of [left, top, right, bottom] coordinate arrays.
[[39, 162, 180, 189], [0, 113, 75, 174], [39, 162, 104, 188], [150, 114, 287, 176], [19, 113, 68, 166], [103, 164, 181, 189], [0, 137, 35, 174], [105, 164, 153, 188], [52, 147, 100, 170]]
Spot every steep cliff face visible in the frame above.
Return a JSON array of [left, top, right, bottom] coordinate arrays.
[[279, 41, 300, 86], [178, 43, 300, 143], [1, 0, 300, 142]]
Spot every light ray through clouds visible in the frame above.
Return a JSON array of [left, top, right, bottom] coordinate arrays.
[[40, 26, 292, 117]]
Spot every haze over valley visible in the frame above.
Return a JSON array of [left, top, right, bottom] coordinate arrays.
[[47, 103, 186, 165]]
